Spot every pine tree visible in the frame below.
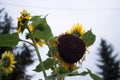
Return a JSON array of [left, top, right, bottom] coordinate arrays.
[[0, 5, 34, 80], [96, 39, 120, 80]]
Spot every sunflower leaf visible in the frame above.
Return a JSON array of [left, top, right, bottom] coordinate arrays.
[[87, 68, 102, 80], [46, 71, 89, 80], [33, 63, 42, 72], [80, 30, 96, 46], [47, 46, 57, 57], [68, 71, 89, 76], [0, 33, 19, 47], [44, 58, 54, 70], [30, 16, 41, 21], [31, 16, 53, 41], [33, 58, 54, 72], [33, 30, 46, 41]]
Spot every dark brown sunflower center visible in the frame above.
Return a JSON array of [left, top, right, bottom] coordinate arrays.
[[57, 34, 86, 63], [2, 57, 10, 68]]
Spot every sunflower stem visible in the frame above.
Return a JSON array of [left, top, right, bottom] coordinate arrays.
[[26, 26, 47, 79], [33, 39, 47, 78], [20, 39, 33, 46]]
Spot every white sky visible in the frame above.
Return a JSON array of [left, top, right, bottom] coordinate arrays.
[[0, 0, 120, 80]]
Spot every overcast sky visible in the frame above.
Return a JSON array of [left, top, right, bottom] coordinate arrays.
[[0, 0, 120, 80]]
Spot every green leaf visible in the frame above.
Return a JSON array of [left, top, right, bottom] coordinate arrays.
[[47, 46, 57, 57], [33, 63, 42, 72], [30, 16, 41, 21], [34, 58, 54, 72], [47, 69, 101, 80], [87, 68, 102, 80], [68, 71, 89, 76], [33, 30, 46, 41], [78, 71, 89, 76], [44, 58, 54, 69], [0, 33, 19, 47], [80, 30, 96, 46], [46, 72, 69, 80], [46, 71, 89, 80], [31, 16, 53, 41]]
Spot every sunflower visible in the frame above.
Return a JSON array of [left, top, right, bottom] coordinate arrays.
[[57, 34, 86, 71], [1, 51, 16, 74], [17, 9, 31, 33], [66, 23, 85, 37]]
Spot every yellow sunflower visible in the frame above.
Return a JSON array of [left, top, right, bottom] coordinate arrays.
[[17, 9, 31, 33], [1, 51, 16, 74], [66, 23, 85, 37]]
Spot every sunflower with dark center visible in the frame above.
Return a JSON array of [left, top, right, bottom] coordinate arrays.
[[57, 34, 86, 64], [1, 51, 16, 74], [17, 9, 31, 33]]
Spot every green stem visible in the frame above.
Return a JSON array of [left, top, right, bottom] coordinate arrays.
[[20, 39, 33, 46], [33, 39, 47, 78], [26, 26, 47, 79]]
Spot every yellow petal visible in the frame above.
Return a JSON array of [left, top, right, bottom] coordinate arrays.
[[29, 24, 34, 32], [66, 23, 86, 37], [21, 9, 27, 15], [37, 40, 44, 47]]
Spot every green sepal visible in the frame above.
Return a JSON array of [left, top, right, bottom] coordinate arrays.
[[33, 58, 54, 72], [47, 37, 57, 47], [80, 30, 96, 46], [0, 33, 20, 47], [57, 66, 69, 74]]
